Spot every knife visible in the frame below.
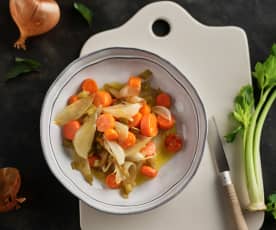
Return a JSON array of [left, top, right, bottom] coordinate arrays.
[[208, 117, 248, 230]]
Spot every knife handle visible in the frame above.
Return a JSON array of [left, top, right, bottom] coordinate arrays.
[[220, 171, 248, 230]]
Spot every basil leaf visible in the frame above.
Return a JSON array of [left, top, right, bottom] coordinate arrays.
[[74, 2, 93, 27], [6, 57, 41, 81]]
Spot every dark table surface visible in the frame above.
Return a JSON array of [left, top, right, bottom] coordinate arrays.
[[0, 0, 276, 229]]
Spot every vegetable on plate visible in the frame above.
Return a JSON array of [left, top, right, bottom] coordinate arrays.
[[55, 71, 185, 197]]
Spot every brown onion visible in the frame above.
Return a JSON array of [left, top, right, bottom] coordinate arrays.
[[0, 167, 25, 213], [10, 0, 60, 50]]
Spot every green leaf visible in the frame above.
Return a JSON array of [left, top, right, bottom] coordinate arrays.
[[224, 125, 243, 143], [232, 85, 254, 128], [74, 2, 93, 27], [266, 193, 276, 220], [271, 43, 276, 56], [253, 44, 276, 91], [6, 57, 41, 81]]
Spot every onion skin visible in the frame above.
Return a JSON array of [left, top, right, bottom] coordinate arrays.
[[0, 167, 24, 213], [10, 0, 60, 50]]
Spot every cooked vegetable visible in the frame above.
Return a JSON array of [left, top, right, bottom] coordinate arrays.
[[156, 93, 171, 108], [125, 137, 152, 156], [71, 150, 93, 184], [129, 112, 142, 128], [119, 85, 140, 98], [165, 134, 183, 153], [128, 76, 142, 91], [157, 115, 175, 130], [103, 139, 125, 165], [152, 106, 172, 121], [126, 152, 146, 162], [68, 95, 78, 105], [141, 141, 156, 157], [114, 121, 128, 141], [63, 120, 81, 140], [139, 103, 151, 115], [94, 91, 112, 107], [225, 44, 276, 211], [88, 155, 99, 168], [140, 113, 158, 137], [96, 114, 115, 132], [73, 113, 97, 159], [55, 72, 184, 197], [119, 132, 136, 149], [81, 79, 98, 94], [104, 128, 119, 141], [55, 96, 93, 125], [103, 103, 142, 120], [140, 165, 158, 178], [106, 173, 120, 189]]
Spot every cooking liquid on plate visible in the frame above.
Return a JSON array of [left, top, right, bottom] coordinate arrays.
[[93, 127, 176, 186]]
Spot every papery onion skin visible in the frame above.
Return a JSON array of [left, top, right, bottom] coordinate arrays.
[[0, 167, 25, 213], [10, 0, 61, 50]]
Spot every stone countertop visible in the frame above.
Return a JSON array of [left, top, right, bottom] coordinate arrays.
[[0, 0, 275, 229]]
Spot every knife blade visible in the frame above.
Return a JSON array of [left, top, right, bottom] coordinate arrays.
[[208, 117, 248, 230], [208, 117, 230, 173]]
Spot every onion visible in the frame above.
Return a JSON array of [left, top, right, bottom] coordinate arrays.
[[115, 121, 128, 142], [126, 152, 145, 162], [120, 85, 140, 98], [103, 139, 125, 165], [152, 106, 172, 121], [10, 0, 60, 50], [125, 96, 145, 104], [102, 103, 142, 120], [0, 167, 25, 213], [114, 164, 126, 184], [73, 112, 97, 159], [108, 88, 121, 98], [125, 137, 152, 156], [123, 162, 137, 182], [54, 96, 93, 126]]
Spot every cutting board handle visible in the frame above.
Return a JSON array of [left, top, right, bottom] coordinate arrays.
[[125, 1, 202, 40]]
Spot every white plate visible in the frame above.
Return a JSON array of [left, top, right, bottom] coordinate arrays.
[[40, 47, 207, 214]]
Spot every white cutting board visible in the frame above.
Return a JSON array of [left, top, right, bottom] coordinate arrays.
[[79, 1, 264, 229]]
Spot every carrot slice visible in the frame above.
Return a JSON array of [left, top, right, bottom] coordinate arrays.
[[140, 113, 158, 137], [106, 173, 120, 189], [119, 132, 136, 149], [68, 95, 78, 105], [156, 93, 171, 108], [104, 128, 119, 141], [129, 112, 142, 127], [63, 120, 80, 140], [88, 155, 100, 167], [157, 115, 175, 130], [165, 134, 183, 153], [96, 114, 115, 132], [139, 104, 151, 115], [128, 76, 142, 90], [141, 141, 156, 157], [94, 91, 112, 107], [81, 79, 98, 94], [140, 165, 158, 178]]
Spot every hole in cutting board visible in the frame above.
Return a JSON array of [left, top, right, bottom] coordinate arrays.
[[152, 19, 170, 37]]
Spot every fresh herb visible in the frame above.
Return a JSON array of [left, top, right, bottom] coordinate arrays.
[[225, 44, 276, 211], [6, 57, 41, 81], [267, 194, 276, 219], [74, 2, 93, 27]]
